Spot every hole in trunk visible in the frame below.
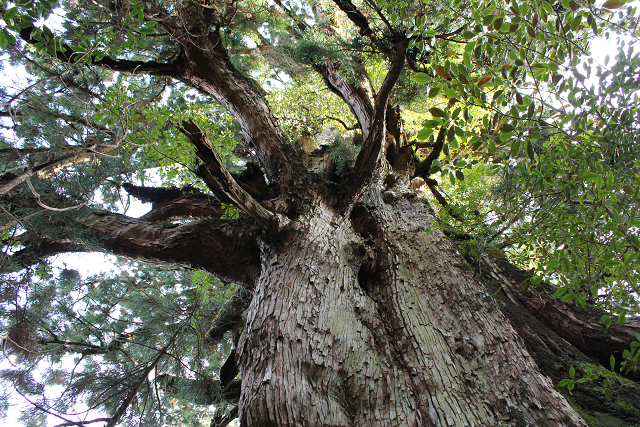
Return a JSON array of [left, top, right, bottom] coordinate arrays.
[[350, 202, 382, 241], [357, 255, 388, 299], [357, 259, 375, 296]]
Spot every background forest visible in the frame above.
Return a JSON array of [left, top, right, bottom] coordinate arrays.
[[1, 0, 640, 425]]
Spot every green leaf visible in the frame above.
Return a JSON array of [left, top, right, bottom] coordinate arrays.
[[414, 72, 430, 84], [606, 172, 614, 190], [3, 7, 19, 22], [558, 379, 572, 387], [610, 354, 616, 371], [510, 139, 521, 157], [582, 172, 599, 182], [417, 127, 432, 141], [569, 366, 575, 380], [428, 86, 441, 97], [554, 288, 567, 297], [483, 14, 495, 26], [526, 140, 535, 160], [447, 126, 456, 142], [429, 107, 447, 118]]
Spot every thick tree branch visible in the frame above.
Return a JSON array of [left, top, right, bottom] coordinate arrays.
[[314, 61, 375, 139], [7, 212, 262, 286], [174, 120, 274, 226], [122, 183, 228, 222], [374, 39, 410, 114], [87, 212, 262, 286], [351, 39, 409, 180], [484, 255, 640, 360], [7, 235, 83, 270], [270, 0, 375, 140], [331, 0, 374, 36], [174, 30, 297, 184]]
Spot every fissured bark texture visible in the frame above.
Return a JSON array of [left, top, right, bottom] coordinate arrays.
[[236, 188, 586, 427]]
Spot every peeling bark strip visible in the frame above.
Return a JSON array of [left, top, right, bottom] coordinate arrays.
[[237, 193, 587, 426]]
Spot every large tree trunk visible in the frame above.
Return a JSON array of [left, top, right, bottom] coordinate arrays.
[[236, 187, 586, 426]]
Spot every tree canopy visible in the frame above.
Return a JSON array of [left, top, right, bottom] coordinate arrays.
[[1, 0, 640, 425]]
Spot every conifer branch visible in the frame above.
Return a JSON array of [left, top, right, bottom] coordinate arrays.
[[105, 328, 180, 427], [0, 146, 101, 197], [17, 25, 180, 75]]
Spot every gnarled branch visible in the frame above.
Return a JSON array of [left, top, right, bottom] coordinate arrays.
[[7, 212, 262, 287], [173, 30, 298, 185], [331, 0, 374, 36], [314, 61, 375, 139], [174, 120, 274, 226], [122, 183, 229, 222]]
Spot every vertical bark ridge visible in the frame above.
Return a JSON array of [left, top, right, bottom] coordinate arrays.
[[363, 191, 585, 426]]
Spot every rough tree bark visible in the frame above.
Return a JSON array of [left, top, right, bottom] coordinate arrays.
[[7, 1, 640, 426], [236, 191, 586, 426]]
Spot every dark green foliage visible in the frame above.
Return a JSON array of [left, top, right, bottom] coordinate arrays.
[[0, 263, 242, 426], [327, 135, 360, 178]]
